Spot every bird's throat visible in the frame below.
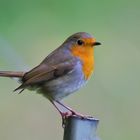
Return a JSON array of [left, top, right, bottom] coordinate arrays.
[[71, 46, 94, 79]]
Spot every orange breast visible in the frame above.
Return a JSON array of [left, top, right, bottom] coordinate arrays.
[[71, 46, 94, 79]]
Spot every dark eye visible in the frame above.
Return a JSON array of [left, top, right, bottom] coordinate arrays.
[[77, 40, 84, 46]]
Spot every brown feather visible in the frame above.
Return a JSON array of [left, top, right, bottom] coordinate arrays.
[[14, 59, 78, 91], [0, 71, 25, 78]]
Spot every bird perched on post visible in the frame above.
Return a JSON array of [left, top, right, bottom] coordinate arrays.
[[0, 32, 101, 118]]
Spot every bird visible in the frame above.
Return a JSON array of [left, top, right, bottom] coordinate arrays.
[[0, 32, 101, 119]]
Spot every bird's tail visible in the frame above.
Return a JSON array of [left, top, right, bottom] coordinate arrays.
[[0, 71, 25, 78]]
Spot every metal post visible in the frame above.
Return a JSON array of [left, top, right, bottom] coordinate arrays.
[[63, 115, 100, 140]]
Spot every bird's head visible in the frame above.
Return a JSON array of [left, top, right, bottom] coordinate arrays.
[[64, 32, 101, 79], [64, 32, 101, 49]]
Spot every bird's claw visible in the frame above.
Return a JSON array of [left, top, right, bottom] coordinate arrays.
[[61, 112, 73, 128], [61, 111, 93, 128]]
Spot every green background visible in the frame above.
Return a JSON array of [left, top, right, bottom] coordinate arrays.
[[0, 0, 140, 140]]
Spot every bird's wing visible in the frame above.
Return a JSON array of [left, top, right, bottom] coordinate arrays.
[[14, 58, 78, 91]]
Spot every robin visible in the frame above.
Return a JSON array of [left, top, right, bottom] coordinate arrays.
[[0, 32, 101, 118]]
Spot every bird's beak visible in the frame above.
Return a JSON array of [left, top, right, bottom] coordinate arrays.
[[93, 42, 101, 46]]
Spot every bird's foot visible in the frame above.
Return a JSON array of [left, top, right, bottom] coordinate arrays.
[[50, 100, 93, 127], [60, 112, 73, 128], [71, 110, 93, 119], [60, 111, 93, 128]]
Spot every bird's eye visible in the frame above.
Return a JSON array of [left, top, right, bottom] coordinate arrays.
[[77, 40, 84, 46]]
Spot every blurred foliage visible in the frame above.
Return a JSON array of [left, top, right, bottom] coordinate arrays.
[[0, 0, 140, 140]]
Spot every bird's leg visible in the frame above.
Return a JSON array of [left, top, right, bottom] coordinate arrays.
[[50, 100, 72, 117], [55, 100, 87, 118], [50, 100, 91, 127], [50, 100, 73, 127]]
